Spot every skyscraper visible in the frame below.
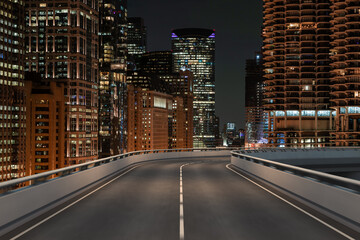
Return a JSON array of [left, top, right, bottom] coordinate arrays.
[[0, 0, 26, 181], [330, 0, 360, 146], [263, 0, 333, 147], [25, 73, 65, 175], [127, 70, 193, 150], [245, 52, 266, 146], [99, 0, 127, 157], [172, 28, 216, 148], [158, 71, 194, 148], [25, 0, 100, 165], [140, 51, 173, 74], [127, 85, 174, 152], [127, 17, 147, 70], [127, 71, 173, 151], [132, 51, 193, 148]]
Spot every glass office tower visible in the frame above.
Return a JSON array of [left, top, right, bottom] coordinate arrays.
[[127, 17, 146, 70], [99, 0, 127, 156], [245, 52, 266, 146], [0, 0, 26, 181], [172, 28, 216, 148]]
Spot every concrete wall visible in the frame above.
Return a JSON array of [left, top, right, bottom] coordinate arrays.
[[0, 150, 230, 236], [238, 148, 360, 166], [231, 155, 360, 232]]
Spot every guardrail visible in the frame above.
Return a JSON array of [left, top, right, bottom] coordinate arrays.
[[0, 148, 236, 236], [0, 148, 239, 194], [236, 147, 360, 154], [231, 150, 360, 232], [231, 150, 360, 193], [3, 147, 356, 194]]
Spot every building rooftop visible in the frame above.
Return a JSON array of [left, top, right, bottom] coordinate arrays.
[[172, 28, 215, 38]]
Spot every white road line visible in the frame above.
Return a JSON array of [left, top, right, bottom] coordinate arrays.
[[226, 164, 355, 240], [179, 163, 190, 240], [10, 165, 141, 240]]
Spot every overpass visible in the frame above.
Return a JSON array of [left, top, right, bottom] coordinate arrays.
[[0, 148, 359, 239]]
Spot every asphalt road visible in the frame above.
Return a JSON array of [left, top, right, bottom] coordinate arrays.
[[8, 158, 352, 240]]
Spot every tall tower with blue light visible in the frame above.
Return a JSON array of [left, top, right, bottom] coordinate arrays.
[[171, 28, 216, 148]]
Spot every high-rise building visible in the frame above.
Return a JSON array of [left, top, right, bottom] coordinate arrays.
[[127, 17, 147, 70], [222, 123, 236, 147], [172, 28, 216, 148], [25, 0, 100, 165], [25, 73, 65, 175], [126, 73, 174, 152], [263, 0, 333, 147], [330, 0, 360, 146], [213, 115, 222, 147], [127, 71, 170, 93], [99, 0, 127, 157], [245, 52, 267, 146], [127, 71, 193, 150], [158, 71, 194, 148], [127, 85, 174, 151], [0, 0, 26, 181], [140, 51, 173, 74], [131, 51, 194, 148]]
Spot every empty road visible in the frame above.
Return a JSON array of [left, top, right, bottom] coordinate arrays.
[[4, 157, 355, 240]]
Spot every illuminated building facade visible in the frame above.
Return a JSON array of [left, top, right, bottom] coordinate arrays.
[[172, 28, 216, 148], [330, 0, 360, 146], [158, 71, 194, 148], [127, 85, 173, 151], [213, 116, 222, 146], [263, 0, 333, 147], [99, 0, 127, 157], [130, 52, 194, 148], [127, 71, 192, 150], [25, 73, 65, 175], [25, 0, 99, 164], [0, 0, 26, 181], [245, 52, 267, 146], [127, 17, 146, 70]]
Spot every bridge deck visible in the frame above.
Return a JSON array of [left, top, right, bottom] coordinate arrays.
[[4, 158, 352, 240]]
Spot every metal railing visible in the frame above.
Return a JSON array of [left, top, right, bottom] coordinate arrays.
[[0, 148, 238, 194], [236, 147, 360, 154], [231, 150, 360, 194]]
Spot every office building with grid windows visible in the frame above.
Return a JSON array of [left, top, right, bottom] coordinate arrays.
[[99, 0, 127, 157], [25, 0, 100, 165], [0, 0, 26, 181], [171, 28, 216, 148]]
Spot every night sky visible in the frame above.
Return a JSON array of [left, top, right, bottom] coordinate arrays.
[[128, 0, 263, 129]]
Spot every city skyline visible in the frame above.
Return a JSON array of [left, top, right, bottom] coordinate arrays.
[[1, 0, 360, 184], [1, 1, 360, 239], [128, 0, 263, 128]]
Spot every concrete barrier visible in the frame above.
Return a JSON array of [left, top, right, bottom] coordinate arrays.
[[236, 148, 360, 166], [0, 150, 231, 236], [231, 154, 360, 232]]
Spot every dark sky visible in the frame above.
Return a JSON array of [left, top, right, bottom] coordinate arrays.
[[128, 0, 263, 129]]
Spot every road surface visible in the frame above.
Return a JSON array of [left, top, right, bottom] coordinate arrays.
[[4, 158, 354, 240]]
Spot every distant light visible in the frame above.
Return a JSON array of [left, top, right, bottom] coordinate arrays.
[[172, 33, 178, 38], [209, 33, 215, 38]]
